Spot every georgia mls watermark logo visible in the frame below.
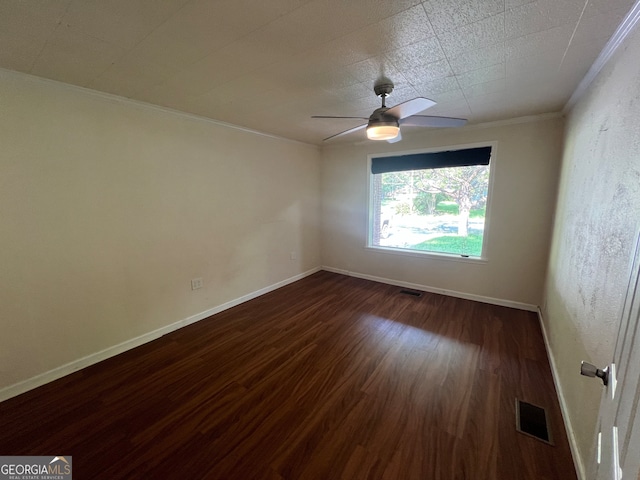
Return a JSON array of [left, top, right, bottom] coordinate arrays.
[[0, 456, 72, 480]]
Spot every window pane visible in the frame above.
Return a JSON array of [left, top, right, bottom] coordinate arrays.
[[370, 164, 490, 257]]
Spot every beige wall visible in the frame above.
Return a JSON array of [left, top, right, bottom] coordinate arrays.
[[542, 24, 640, 478], [0, 70, 321, 391], [321, 117, 564, 306]]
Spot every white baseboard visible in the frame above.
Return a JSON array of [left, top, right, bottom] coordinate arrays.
[[181, 267, 322, 327], [321, 266, 538, 312], [0, 267, 321, 403], [537, 307, 585, 480]]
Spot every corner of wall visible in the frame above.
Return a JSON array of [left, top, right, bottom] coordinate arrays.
[[537, 307, 585, 480]]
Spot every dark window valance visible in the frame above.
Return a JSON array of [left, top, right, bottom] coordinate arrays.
[[371, 146, 492, 174]]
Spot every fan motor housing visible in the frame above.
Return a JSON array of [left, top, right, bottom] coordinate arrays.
[[368, 107, 399, 128]]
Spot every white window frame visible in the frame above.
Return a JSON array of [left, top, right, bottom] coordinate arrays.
[[366, 141, 497, 262]]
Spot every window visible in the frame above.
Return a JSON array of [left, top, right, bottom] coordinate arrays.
[[368, 145, 493, 258]]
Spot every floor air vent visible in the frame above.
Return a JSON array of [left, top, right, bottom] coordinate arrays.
[[399, 289, 422, 297], [516, 399, 553, 445]]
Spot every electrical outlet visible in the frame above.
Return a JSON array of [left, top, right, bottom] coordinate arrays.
[[191, 278, 203, 290], [290, 251, 297, 260]]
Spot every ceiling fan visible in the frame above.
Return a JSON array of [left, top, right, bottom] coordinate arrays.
[[312, 81, 467, 143]]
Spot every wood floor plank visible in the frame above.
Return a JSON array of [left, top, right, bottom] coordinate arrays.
[[0, 271, 577, 479]]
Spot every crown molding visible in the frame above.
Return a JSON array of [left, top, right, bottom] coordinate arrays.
[[564, 0, 640, 112], [0, 67, 318, 149], [324, 111, 564, 150], [460, 112, 564, 131]]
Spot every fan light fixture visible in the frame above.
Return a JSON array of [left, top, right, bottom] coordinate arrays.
[[366, 123, 400, 140]]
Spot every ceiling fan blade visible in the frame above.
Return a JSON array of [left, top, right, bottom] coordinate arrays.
[[386, 130, 402, 143], [400, 115, 467, 128], [312, 115, 369, 119], [322, 123, 367, 141], [386, 97, 436, 119]]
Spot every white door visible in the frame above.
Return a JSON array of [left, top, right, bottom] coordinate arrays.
[[591, 235, 640, 480]]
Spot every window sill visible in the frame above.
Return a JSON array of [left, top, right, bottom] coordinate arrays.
[[364, 245, 488, 264]]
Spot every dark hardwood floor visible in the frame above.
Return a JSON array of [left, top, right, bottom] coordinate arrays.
[[0, 271, 577, 479]]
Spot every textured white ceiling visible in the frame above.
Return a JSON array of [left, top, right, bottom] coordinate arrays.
[[0, 0, 634, 145]]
